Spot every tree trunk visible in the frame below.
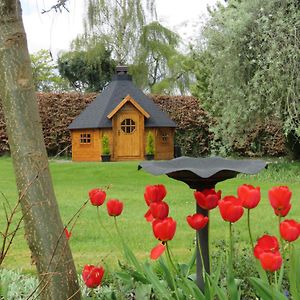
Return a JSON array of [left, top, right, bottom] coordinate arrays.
[[0, 1, 81, 299]]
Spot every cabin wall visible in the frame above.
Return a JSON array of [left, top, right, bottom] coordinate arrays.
[[145, 128, 174, 160], [71, 129, 101, 162]]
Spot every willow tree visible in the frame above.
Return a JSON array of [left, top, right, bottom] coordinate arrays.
[[84, 0, 156, 64], [193, 0, 300, 155], [0, 1, 80, 299], [131, 21, 193, 94]]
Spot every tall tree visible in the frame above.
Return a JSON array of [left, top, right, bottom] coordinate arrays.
[[193, 0, 300, 155], [84, 0, 156, 64], [30, 49, 69, 92], [58, 41, 116, 92], [130, 21, 193, 94], [0, 1, 80, 299]]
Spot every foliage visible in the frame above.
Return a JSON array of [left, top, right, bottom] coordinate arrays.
[[102, 135, 110, 155], [84, 0, 155, 64], [193, 0, 300, 155], [81, 1, 192, 94], [146, 132, 155, 155], [0, 269, 38, 299], [57, 42, 116, 92], [30, 49, 69, 92], [130, 21, 192, 94]]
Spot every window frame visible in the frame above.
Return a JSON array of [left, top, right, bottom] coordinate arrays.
[[80, 133, 92, 144], [120, 118, 136, 134]]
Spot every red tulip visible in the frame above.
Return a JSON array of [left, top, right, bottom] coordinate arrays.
[[186, 213, 209, 230], [89, 188, 106, 206], [194, 189, 221, 210], [273, 204, 291, 217], [82, 265, 105, 288], [152, 217, 176, 242], [280, 219, 300, 242], [64, 228, 71, 240], [268, 186, 292, 216], [218, 196, 244, 223], [106, 199, 123, 216], [144, 184, 167, 205], [150, 201, 169, 220], [259, 252, 282, 272], [150, 243, 166, 260], [144, 208, 154, 222], [237, 184, 261, 209], [253, 235, 280, 259]]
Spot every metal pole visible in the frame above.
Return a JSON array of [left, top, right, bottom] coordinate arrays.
[[196, 202, 210, 290]]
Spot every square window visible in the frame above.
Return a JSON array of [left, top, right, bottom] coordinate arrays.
[[161, 132, 169, 143], [80, 133, 91, 144]]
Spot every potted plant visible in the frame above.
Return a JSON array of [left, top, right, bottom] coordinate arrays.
[[101, 135, 111, 162], [145, 132, 155, 160]]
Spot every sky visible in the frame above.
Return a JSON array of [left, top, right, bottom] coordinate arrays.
[[20, 0, 220, 58]]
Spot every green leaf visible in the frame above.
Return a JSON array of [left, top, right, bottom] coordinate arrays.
[[158, 257, 175, 290], [185, 246, 197, 277], [248, 277, 287, 300], [204, 273, 213, 300], [143, 262, 171, 299], [177, 277, 205, 300], [115, 271, 132, 284], [289, 247, 300, 299], [122, 242, 143, 274], [135, 283, 153, 300], [254, 259, 269, 283], [208, 275, 228, 300], [227, 243, 239, 300]]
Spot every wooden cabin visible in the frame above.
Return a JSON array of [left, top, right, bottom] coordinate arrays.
[[68, 66, 176, 162]]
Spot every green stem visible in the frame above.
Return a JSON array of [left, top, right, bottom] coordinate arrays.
[[276, 215, 284, 291], [97, 207, 119, 249], [274, 271, 278, 290], [278, 215, 283, 249], [247, 209, 254, 250], [229, 222, 233, 262], [90, 289, 96, 299], [166, 242, 178, 273], [113, 216, 124, 243], [165, 242, 180, 300], [228, 222, 238, 300], [196, 233, 206, 284]]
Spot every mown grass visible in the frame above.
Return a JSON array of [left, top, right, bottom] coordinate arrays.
[[0, 156, 299, 274]]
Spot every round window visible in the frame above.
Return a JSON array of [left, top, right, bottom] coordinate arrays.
[[121, 118, 136, 134]]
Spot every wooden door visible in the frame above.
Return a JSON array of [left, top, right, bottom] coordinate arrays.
[[114, 111, 142, 159]]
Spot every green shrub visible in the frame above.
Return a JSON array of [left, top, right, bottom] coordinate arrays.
[[146, 132, 155, 155], [0, 269, 38, 299], [102, 135, 110, 155]]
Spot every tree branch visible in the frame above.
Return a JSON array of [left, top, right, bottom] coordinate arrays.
[[42, 0, 70, 14]]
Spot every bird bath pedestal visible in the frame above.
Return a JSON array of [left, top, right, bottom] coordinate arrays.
[[138, 156, 266, 291]]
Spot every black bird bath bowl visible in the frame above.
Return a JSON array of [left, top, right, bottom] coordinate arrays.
[[138, 156, 266, 291]]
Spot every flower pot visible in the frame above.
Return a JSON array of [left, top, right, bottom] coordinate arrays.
[[101, 155, 111, 162], [145, 154, 154, 160]]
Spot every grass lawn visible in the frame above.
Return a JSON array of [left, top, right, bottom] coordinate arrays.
[[0, 156, 299, 275]]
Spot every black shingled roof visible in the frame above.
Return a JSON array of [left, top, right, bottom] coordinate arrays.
[[68, 74, 176, 130]]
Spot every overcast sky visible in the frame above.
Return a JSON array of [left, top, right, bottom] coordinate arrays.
[[20, 0, 220, 57]]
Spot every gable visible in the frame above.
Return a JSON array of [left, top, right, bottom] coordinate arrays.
[[107, 95, 150, 119]]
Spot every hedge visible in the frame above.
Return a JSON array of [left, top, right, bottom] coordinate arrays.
[[0, 93, 286, 157]]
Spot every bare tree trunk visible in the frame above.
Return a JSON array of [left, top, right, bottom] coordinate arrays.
[[0, 1, 80, 299]]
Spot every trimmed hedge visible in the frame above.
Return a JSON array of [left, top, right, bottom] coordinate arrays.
[[0, 93, 286, 157]]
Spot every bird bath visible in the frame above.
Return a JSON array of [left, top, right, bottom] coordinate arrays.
[[138, 156, 267, 290]]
